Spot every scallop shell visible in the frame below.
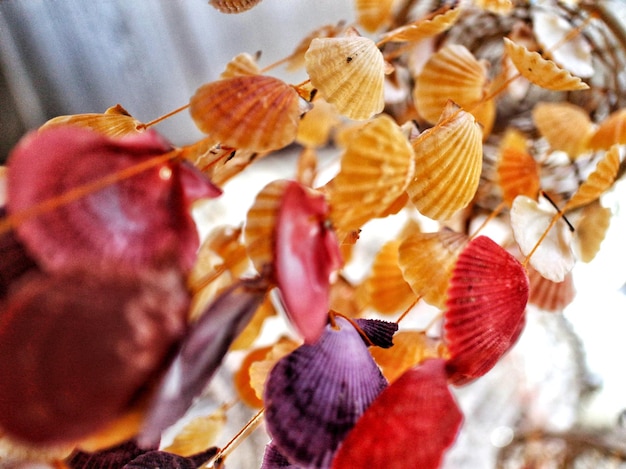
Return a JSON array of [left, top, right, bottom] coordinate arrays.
[[503, 37, 589, 91], [574, 200, 612, 263], [286, 22, 346, 72], [496, 128, 540, 206], [235, 345, 273, 408], [327, 114, 415, 238], [68, 441, 148, 468], [39, 104, 144, 138], [407, 102, 483, 220], [398, 228, 468, 309], [379, 7, 461, 44], [564, 145, 621, 211], [208, 0, 263, 13], [190, 75, 301, 152], [304, 30, 386, 120], [264, 317, 388, 468], [589, 108, 626, 150], [331, 359, 463, 469], [355, 0, 394, 32], [413, 44, 493, 131], [249, 338, 300, 402], [532, 102, 594, 158], [295, 98, 341, 148], [528, 268, 575, 312], [364, 240, 417, 315], [163, 408, 226, 456], [474, 0, 513, 14], [220, 52, 260, 79], [444, 236, 529, 385], [261, 442, 300, 469]]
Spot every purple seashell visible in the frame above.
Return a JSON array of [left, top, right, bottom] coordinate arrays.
[[353, 318, 398, 348], [123, 447, 218, 469], [261, 442, 302, 469], [67, 440, 153, 469], [264, 317, 388, 468]]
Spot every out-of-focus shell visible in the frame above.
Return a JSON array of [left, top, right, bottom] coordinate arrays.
[[230, 296, 276, 351], [407, 102, 483, 220], [532, 102, 594, 158], [163, 408, 226, 456], [355, 0, 394, 32], [235, 345, 274, 408], [378, 7, 462, 44], [574, 200, 612, 263], [364, 240, 417, 315], [398, 229, 468, 309], [589, 108, 626, 150], [503, 38, 589, 91], [249, 338, 299, 402], [264, 317, 388, 468], [327, 114, 415, 239], [209, 0, 263, 13], [496, 128, 540, 206], [220, 52, 260, 79], [331, 359, 463, 469], [190, 75, 301, 152], [413, 44, 494, 133], [444, 236, 529, 385], [295, 99, 341, 148], [564, 145, 621, 211], [39, 104, 144, 138], [528, 268, 575, 312], [305, 30, 386, 120], [286, 22, 346, 71], [474, 0, 513, 14]]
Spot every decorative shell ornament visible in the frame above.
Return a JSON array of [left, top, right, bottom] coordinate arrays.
[[208, 0, 263, 14], [532, 102, 594, 158], [496, 128, 540, 206]]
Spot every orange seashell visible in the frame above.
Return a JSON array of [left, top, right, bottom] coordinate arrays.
[[532, 102, 594, 158], [528, 267, 575, 312], [209, 0, 262, 13], [407, 102, 483, 220], [413, 44, 493, 132], [39, 104, 144, 138], [574, 200, 612, 263], [295, 98, 341, 148], [220, 52, 260, 79], [327, 114, 415, 238], [235, 345, 274, 408], [589, 108, 626, 150], [565, 145, 621, 211], [364, 240, 417, 315], [503, 37, 589, 91], [496, 128, 540, 206], [355, 0, 395, 32], [379, 7, 462, 44], [474, 0, 513, 14], [190, 75, 301, 152], [305, 29, 386, 120], [398, 229, 468, 309]]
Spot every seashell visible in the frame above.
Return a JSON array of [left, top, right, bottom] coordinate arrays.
[[209, 0, 263, 13], [355, 0, 395, 32], [190, 75, 302, 152], [503, 37, 589, 91], [235, 345, 274, 408], [352, 318, 398, 349], [264, 317, 388, 468], [249, 337, 300, 402], [474, 0, 513, 14], [305, 30, 386, 120], [510, 195, 575, 283], [327, 114, 415, 238], [68, 440, 151, 468], [564, 145, 621, 211], [379, 7, 461, 44], [496, 128, 540, 206], [39, 104, 145, 138], [574, 200, 612, 263], [413, 44, 493, 132], [589, 108, 626, 150], [444, 236, 529, 385], [261, 442, 301, 469], [295, 146, 318, 187], [364, 240, 417, 315], [398, 228, 468, 309], [331, 359, 463, 469], [220, 52, 261, 79], [163, 408, 226, 457], [286, 22, 346, 72], [532, 102, 594, 158], [407, 101, 483, 220], [370, 331, 444, 383], [295, 98, 341, 148], [124, 447, 219, 469], [528, 267, 575, 312]]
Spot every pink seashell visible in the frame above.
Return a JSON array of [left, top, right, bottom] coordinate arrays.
[[528, 268, 575, 312]]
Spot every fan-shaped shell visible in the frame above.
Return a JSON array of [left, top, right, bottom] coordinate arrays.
[[209, 0, 263, 13], [528, 268, 575, 312], [235, 345, 273, 408], [574, 200, 612, 263], [286, 22, 346, 72], [413, 44, 493, 132], [407, 102, 483, 220], [190, 75, 301, 152], [589, 108, 626, 150], [220, 52, 260, 78], [355, 0, 394, 32], [379, 7, 461, 44], [475, 0, 513, 14], [163, 409, 226, 456], [264, 317, 388, 468], [496, 128, 540, 206], [444, 236, 529, 385], [39, 104, 144, 138], [398, 228, 468, 309], [532, 102, 594, 158], [503, 38, 589, 91], [305, 31, 386, 120], [295, 98, 341, 148], [327, 114, 415, 238]]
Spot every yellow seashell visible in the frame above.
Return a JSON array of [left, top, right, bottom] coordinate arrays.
[[190, 75, 302, 152], [355, 0, 395, 32], [379, 7, 462, 44], [296, 98, 341, 148], [532, 102, 594, 158], [164, 407, 227, 456], [589, 108, 626, 151], [474, 0, 513, 14], [503, 37, 589, 91], [220, 52, 261, 79], [209, 0, 263, 13], [39, 104, 144, 138], [496, 128, 540, 206], [305, 30, 386, 120], [398, 228, 468, 309], [407, 102, 483, 220], [286, 22, 346, 72], [574, 200, 612, 263]]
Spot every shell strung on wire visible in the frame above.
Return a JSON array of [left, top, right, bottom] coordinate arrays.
[[220, 52, 261, 79], [589, 108, 626, 150], [444, 236, 529, 385], [355, 0, 395, 32], [528, 267, 575, 313], [39, 104, 145, 138], [378, 7, 462, 44], [327, 114, 415, 238], [574, 200, 612, 263], [305, 29, 386, 120], [503, 37, 589, 91], [407, 101, 483, 220], [331, 359, 463, 469], [209, 0, 263, 13], [496, 128, 540, 206], [532, 102, 594, 158], [190, 75, 302, 152], [264, 317, 388, 468], [285, 22, 346, 71], [398, 228, 468, 309]]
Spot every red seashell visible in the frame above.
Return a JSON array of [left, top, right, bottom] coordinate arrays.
[[444, 236, 529, 385], [331, 359, 463, 469]]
